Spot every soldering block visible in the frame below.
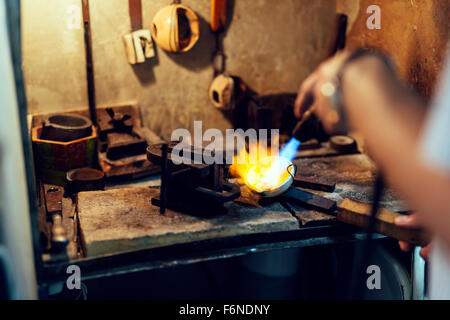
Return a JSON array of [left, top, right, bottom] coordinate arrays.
[[77, 187, 299, 257]]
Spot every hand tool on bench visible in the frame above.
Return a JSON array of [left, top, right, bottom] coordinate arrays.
[[244, 158, 430, 246], [282, 187, 429, 246], [43, 185, 68, 250], [337, 198, 431, 246], [279, 187, 337, 214], [293, 175, 335, 192]]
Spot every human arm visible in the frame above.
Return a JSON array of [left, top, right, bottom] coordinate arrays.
[[294, 51, 450, 245]]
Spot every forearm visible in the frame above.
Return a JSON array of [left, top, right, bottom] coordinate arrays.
[[341, 57, 450, 236], [343, 57, 426, 140]]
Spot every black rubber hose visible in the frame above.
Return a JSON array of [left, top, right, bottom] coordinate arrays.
[[349, 173, 384, 299]]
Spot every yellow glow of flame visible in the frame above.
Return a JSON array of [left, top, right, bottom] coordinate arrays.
[[229, 145, 292, 193]]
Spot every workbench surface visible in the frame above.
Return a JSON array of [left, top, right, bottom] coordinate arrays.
[[76, 153, 407, 258]]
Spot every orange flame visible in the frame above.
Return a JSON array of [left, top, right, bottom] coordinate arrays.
[[229, 144, 292, 193]]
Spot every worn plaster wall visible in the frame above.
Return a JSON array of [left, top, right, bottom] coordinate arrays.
[[22, 0, 336, 138], [22, 0, 88, 114], [337, 0, 449, 99]]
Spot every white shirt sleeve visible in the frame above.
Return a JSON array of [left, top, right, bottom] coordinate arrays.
[[420, 48, 450, 300], [420, 50, 450, 172]]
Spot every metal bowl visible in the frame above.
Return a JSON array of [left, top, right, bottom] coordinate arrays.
[[65, 168, 105, 196], [248, 157, 296, 198], [41, 113, 92, 142]]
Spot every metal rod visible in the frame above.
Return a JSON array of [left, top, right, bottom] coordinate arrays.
[[160, 143, 169, 214], [82, 0, 97, 126], [291, 104, 318, 137]]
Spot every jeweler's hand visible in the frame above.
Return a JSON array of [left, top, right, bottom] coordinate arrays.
[[294, 50, 351, 133], [395, 213, 432, 260]]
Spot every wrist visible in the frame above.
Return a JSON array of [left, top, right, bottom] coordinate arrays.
[[341, 55, 387, 92], [339, 55, 391, 115]]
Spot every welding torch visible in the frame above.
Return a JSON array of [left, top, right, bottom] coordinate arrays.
[[291, 104, 318, 138], [291, 78, 348, 140]]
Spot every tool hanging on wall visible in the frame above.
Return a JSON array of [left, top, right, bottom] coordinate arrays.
[[151, 0, 200, 53], [209, 0, 229, 106], [210, 0, 227, 71], [208, 0, 242, 112], [123, 0, 155, 64], [211, 0, 226, 33], [81, 0, 97, 126]]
